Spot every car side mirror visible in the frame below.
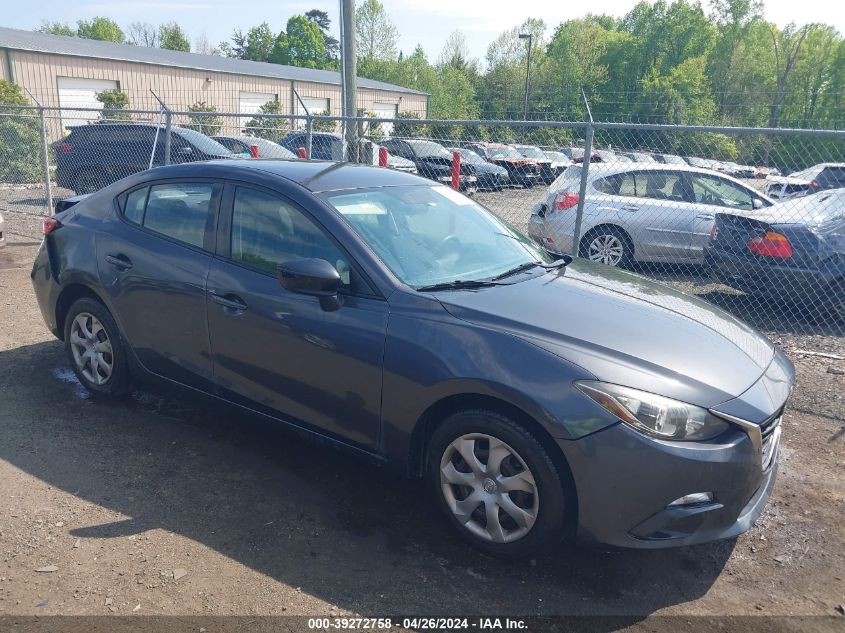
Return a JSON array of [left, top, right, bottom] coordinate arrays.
[[753, 198, 764, 209], [277, 258, 342, 311]]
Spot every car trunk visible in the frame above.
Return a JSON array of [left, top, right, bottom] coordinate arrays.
[[711, 214, 820, 269]]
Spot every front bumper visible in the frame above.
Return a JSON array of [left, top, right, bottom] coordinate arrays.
[[559, 419, 781, 549]]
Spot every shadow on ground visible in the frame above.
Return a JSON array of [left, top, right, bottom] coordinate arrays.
[[0, 340, 735, 618]]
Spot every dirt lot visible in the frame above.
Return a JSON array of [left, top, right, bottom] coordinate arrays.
[[0, 223, 844, 625]]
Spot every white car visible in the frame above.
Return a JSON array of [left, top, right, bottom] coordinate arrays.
[[0, 212, 5, 249], [528, 163, 773, 266], [764, 163, 845, 201]]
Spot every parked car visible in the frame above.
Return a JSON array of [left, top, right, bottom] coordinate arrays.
[[212, 135, 298, 159], [447, 147, 509, 191], [53, 123, 234, 194], [720, 162, 757, 179], [543, 150, 574, 173], [764, 163, 845, 200], [561, 147, 599, 163], [653, 153, 688, 165], [464, 142, 541, 187], [280, 131, 344, 160], [385, 153, 418, 174], [512, 144, 559, 184], [618, 151, 658, 164], [31, 159, 793, 558], [0, 211, 5, 249], [529, 163, 773, 266], [596, 149, 631, 164], [705, 188, 845, 322], [379, 139, 477, 192]]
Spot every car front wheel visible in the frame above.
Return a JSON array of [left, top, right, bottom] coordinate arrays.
[[428, 410, 570, 559]]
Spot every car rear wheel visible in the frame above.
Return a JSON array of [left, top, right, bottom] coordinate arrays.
[[580, 227, 633, 267], [428, 410, 569, 559], [64, 298, 131, 397]]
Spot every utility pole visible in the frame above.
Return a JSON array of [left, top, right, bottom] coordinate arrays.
[[519, 33, 533, 122], [340, 0, 358, 162]]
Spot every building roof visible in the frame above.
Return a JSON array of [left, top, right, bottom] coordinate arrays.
[[0, 26, 426, 96]]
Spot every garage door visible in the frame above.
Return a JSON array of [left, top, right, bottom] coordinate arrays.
[[239, 92, 277, 115], [296, 97, 330, 116], [372, 102, 398, 134], [57, 77, 119, 131]]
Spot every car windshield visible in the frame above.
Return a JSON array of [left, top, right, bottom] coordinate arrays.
[[489, 146, 522, 159], [545, 151, 566, 161], [174, 128, 232, 156], [323, 185, 553, 288], [517, 147, 546, 159], [407, 140, 451, 159], [454, 150, 484, 164], [790, 166, 824, 181]]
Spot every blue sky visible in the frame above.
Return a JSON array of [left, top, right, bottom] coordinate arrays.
[[6, 0, 845, 63]]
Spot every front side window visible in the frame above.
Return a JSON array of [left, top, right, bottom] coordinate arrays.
[[690, 174, 754, 210], [323, 185, 553, 288], [143, 183, 215, 248], [231, 187, 350, 285]]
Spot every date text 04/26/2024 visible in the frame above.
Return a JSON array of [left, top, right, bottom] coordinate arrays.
[[307, 618, 528, 630]]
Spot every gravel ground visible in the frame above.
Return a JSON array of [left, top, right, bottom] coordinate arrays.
[[0, 232, 844, 626]]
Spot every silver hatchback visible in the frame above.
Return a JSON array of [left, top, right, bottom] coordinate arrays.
[[529, 163, 772, 266]]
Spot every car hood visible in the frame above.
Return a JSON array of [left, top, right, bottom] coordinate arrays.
[[436, 261, 775, 408], [471, 161, 506, 175]]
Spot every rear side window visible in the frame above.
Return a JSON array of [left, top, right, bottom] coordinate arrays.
[[119, 182, 215, 249], [819, 167, 845, 188]]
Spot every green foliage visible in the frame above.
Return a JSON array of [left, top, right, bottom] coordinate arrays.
[[96, 89, 131, 121], [312, 111, 337, 133], [220, 23, 275, 61], [244, 99, 289, 141], [0, 80, 42, 183], [393, 111, 429, 138], [159, 22, 191, 52], [356, 0, 400, 61], [76, 17, 124, 43], [185, 102, 222, 135], [270, 15, 327, 68], [39, 21, 76, 37]]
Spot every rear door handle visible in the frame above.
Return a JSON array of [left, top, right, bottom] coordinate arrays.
[[696, 214, 715, 220], [209, 291, 248, 313], [104, 253, 133, 271], [621, 204, 639, 211]]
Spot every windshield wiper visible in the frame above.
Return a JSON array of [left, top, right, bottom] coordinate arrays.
[[416, 279, 502, 292], [491, 258, 571, 281]]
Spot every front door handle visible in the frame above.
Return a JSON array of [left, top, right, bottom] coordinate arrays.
[[104, 253, 133, 271], [696, 213, 715, 220], [209, 291, 248, 313], [621, 204, 639, 211]]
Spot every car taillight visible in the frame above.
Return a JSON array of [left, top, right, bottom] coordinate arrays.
[[554, 192, 580, 210], [809, 180, 819, 189], [748, 231, 792, 258], [54, 143, 73, 153], [42, 218, 61, 236], [709, 224, 718, 240]]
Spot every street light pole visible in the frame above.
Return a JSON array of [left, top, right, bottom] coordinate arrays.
[[519, 33, 533, 122]]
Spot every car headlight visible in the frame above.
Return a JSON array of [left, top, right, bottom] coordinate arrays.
[[575, 381, 730, 441]]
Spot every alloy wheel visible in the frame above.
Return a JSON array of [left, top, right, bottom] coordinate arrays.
[[587, 234, 625, 266], [69, 312, 114, 385], [439, 433, 539, 543]]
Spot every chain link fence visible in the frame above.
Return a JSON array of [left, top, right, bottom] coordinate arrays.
[[1, 104, 844, 341]]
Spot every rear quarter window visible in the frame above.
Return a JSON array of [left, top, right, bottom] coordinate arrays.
[[123, 188, 148, 224]]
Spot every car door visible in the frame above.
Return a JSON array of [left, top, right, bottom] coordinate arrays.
[[595, 170, 694, 260], [685, 172, 760, 258], [205, 184, 388, 449], [97, 180, 221, 390]]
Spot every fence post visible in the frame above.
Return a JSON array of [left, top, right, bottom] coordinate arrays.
[[571, 124, 593, 258], [305, 115, 313, 159], [163, 109, 173, 166], [37, 106, 53, 215]]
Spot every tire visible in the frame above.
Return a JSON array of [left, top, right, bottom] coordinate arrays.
[[428, 409, 570, 560], [579, 226, 634, 268], [64, 297, 132, 397]]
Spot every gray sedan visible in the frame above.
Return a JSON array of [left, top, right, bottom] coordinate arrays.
[[529, 163, 773, 266]]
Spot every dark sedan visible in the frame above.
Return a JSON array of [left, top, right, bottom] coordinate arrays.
[[379, 138, 477, 192], [705, 189, 845, 321], [32, 160, 792, 558], [448, 147, 510, 191]]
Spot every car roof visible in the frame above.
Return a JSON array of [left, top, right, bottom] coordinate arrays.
[[583, 162, 771, 194], [144, 159, 429, 193]]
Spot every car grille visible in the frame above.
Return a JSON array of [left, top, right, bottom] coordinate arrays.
[[760, 410, 783, 471]]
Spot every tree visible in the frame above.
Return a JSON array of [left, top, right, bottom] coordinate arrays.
[[393, 111, 429, 137], [0, 80, 42, 183], [39, 21, 76, 37], [185, 101, 222, 135], [77, 17, 124, 43], [244, 99, 289, 140], [356, 0, 399, 61], [194, 32, 212, 55], [96, 89, 131, 121], [126, 22, 158, 47], [768, 23, 812, 129], [313, 110, 338, 132], [159, 22, 191, 52], [220, 23, 275, 61], [270, 15, 327, 68], [438, 30, 476, 73], [306, 9, 339, 65]]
